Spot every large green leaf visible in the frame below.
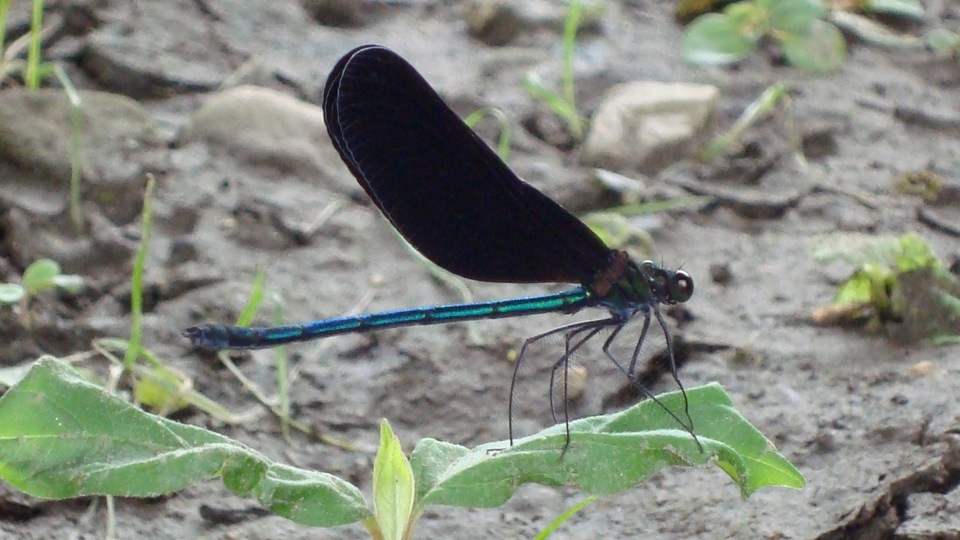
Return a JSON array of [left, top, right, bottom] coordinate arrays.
[[411, 383, 804, 509], [0, 357, 370, 527]]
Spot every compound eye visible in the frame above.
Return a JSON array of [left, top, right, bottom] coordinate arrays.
[[670, 270, 694, 303]]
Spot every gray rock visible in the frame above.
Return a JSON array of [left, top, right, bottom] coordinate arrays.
[[0, 88, 165, 224], [896, 490, 960, 539], [582, 81, 719, 173], [176, 85, 349, 190], [80, 0, 232, 97]]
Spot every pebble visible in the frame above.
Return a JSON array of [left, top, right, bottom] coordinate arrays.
[[583, 81, 719, 173]]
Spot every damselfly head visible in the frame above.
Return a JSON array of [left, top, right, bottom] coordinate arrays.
[[639, 260, 694, 305]]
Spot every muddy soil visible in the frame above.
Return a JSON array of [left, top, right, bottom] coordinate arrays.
[[1, 1, 959, 539]]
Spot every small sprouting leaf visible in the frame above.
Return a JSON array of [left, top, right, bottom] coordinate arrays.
[[582, 212, 652, 252], [769, 0, 827, 35], [809, 232, 906, 267], [895, 233, 938, 272], [51, 274, 84, 294], [683, 13, 758, 66], [534, 495, 597, 540], [522, 73, 584, 139], [234, 269, 267, 328], [725, 2, 766, 41], [781, 19, 847, 71], [133, 366, 191, 414], [926, 29, 960, 56], [463, 107, 512, 161], [21, 259, 62, 296], [829, 11, 923, 49], [0, 284, 25, 304], [939, 290, 960, 317], [809, 232, 936, 272], [373, 420, 416, 540], [810, 233, 953, 339], [835, 270, 876, 305], [866, 0, 924, 20]]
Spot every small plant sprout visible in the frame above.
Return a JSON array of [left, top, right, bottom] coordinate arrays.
[[826, 0, 926, 50], [926, 28, 960, 57], [52, 63, 86, 234], [0, 1, 87, 233], [698, 81, 804, 166], [809, 232, 960, 343], [0, 259, 83, 323], [683, 0, 847, 72], [365, 421, 418, 540], [464, 107, 512, 161], [522, 0, 602, 140]]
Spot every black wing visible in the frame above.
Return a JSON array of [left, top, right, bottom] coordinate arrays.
[[322, 44, 611, 285]]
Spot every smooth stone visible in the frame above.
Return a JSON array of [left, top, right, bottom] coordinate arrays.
[[582, 81, 719, 173], [0, 88, 164, 224], [177, 85, 347, 190]]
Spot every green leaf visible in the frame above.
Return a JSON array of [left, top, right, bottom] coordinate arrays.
[[867, 0, 924, 20], [133, 365, 191, 414], [373, 420, 416, 540], [410, 383, 803, 509], [810, 233, 902, 266], [748, 0, 776, 14], [835, 269, 878, 304], [0, 284, 25, 304], [522, 73, 584, 140], [21, 259, 62, 296], [926, 29, 960, 56], [699, 82, 788, 160], [931, 334, 960, 346], [534, 495, 597, 539], [234, 269, 266, 327], [724, 2, 767, 42], [939, 290, 960, 318], [0, 357, 371, 527], [582, 212, 652, 251], [51, 274, 84, 294], [810, 233, 939, 272], [782, 19, 846, 71], [829, 11, 923, 49], [770, 0, 827, 35], [464, 107, 512, 162], [895, 233, 937, 272], [683, 13, 758, 66]]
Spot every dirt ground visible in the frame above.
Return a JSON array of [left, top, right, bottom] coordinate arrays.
[[1, 0, 959, 538]]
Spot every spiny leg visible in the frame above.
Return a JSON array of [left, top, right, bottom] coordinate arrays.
[[601, 318, 703, 452], [508, 318, 613, 445], [550, 320, 618, 454], [627, 309, 652, 377], [548, 322, 609, 423], [652, 305, 698, 447]]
